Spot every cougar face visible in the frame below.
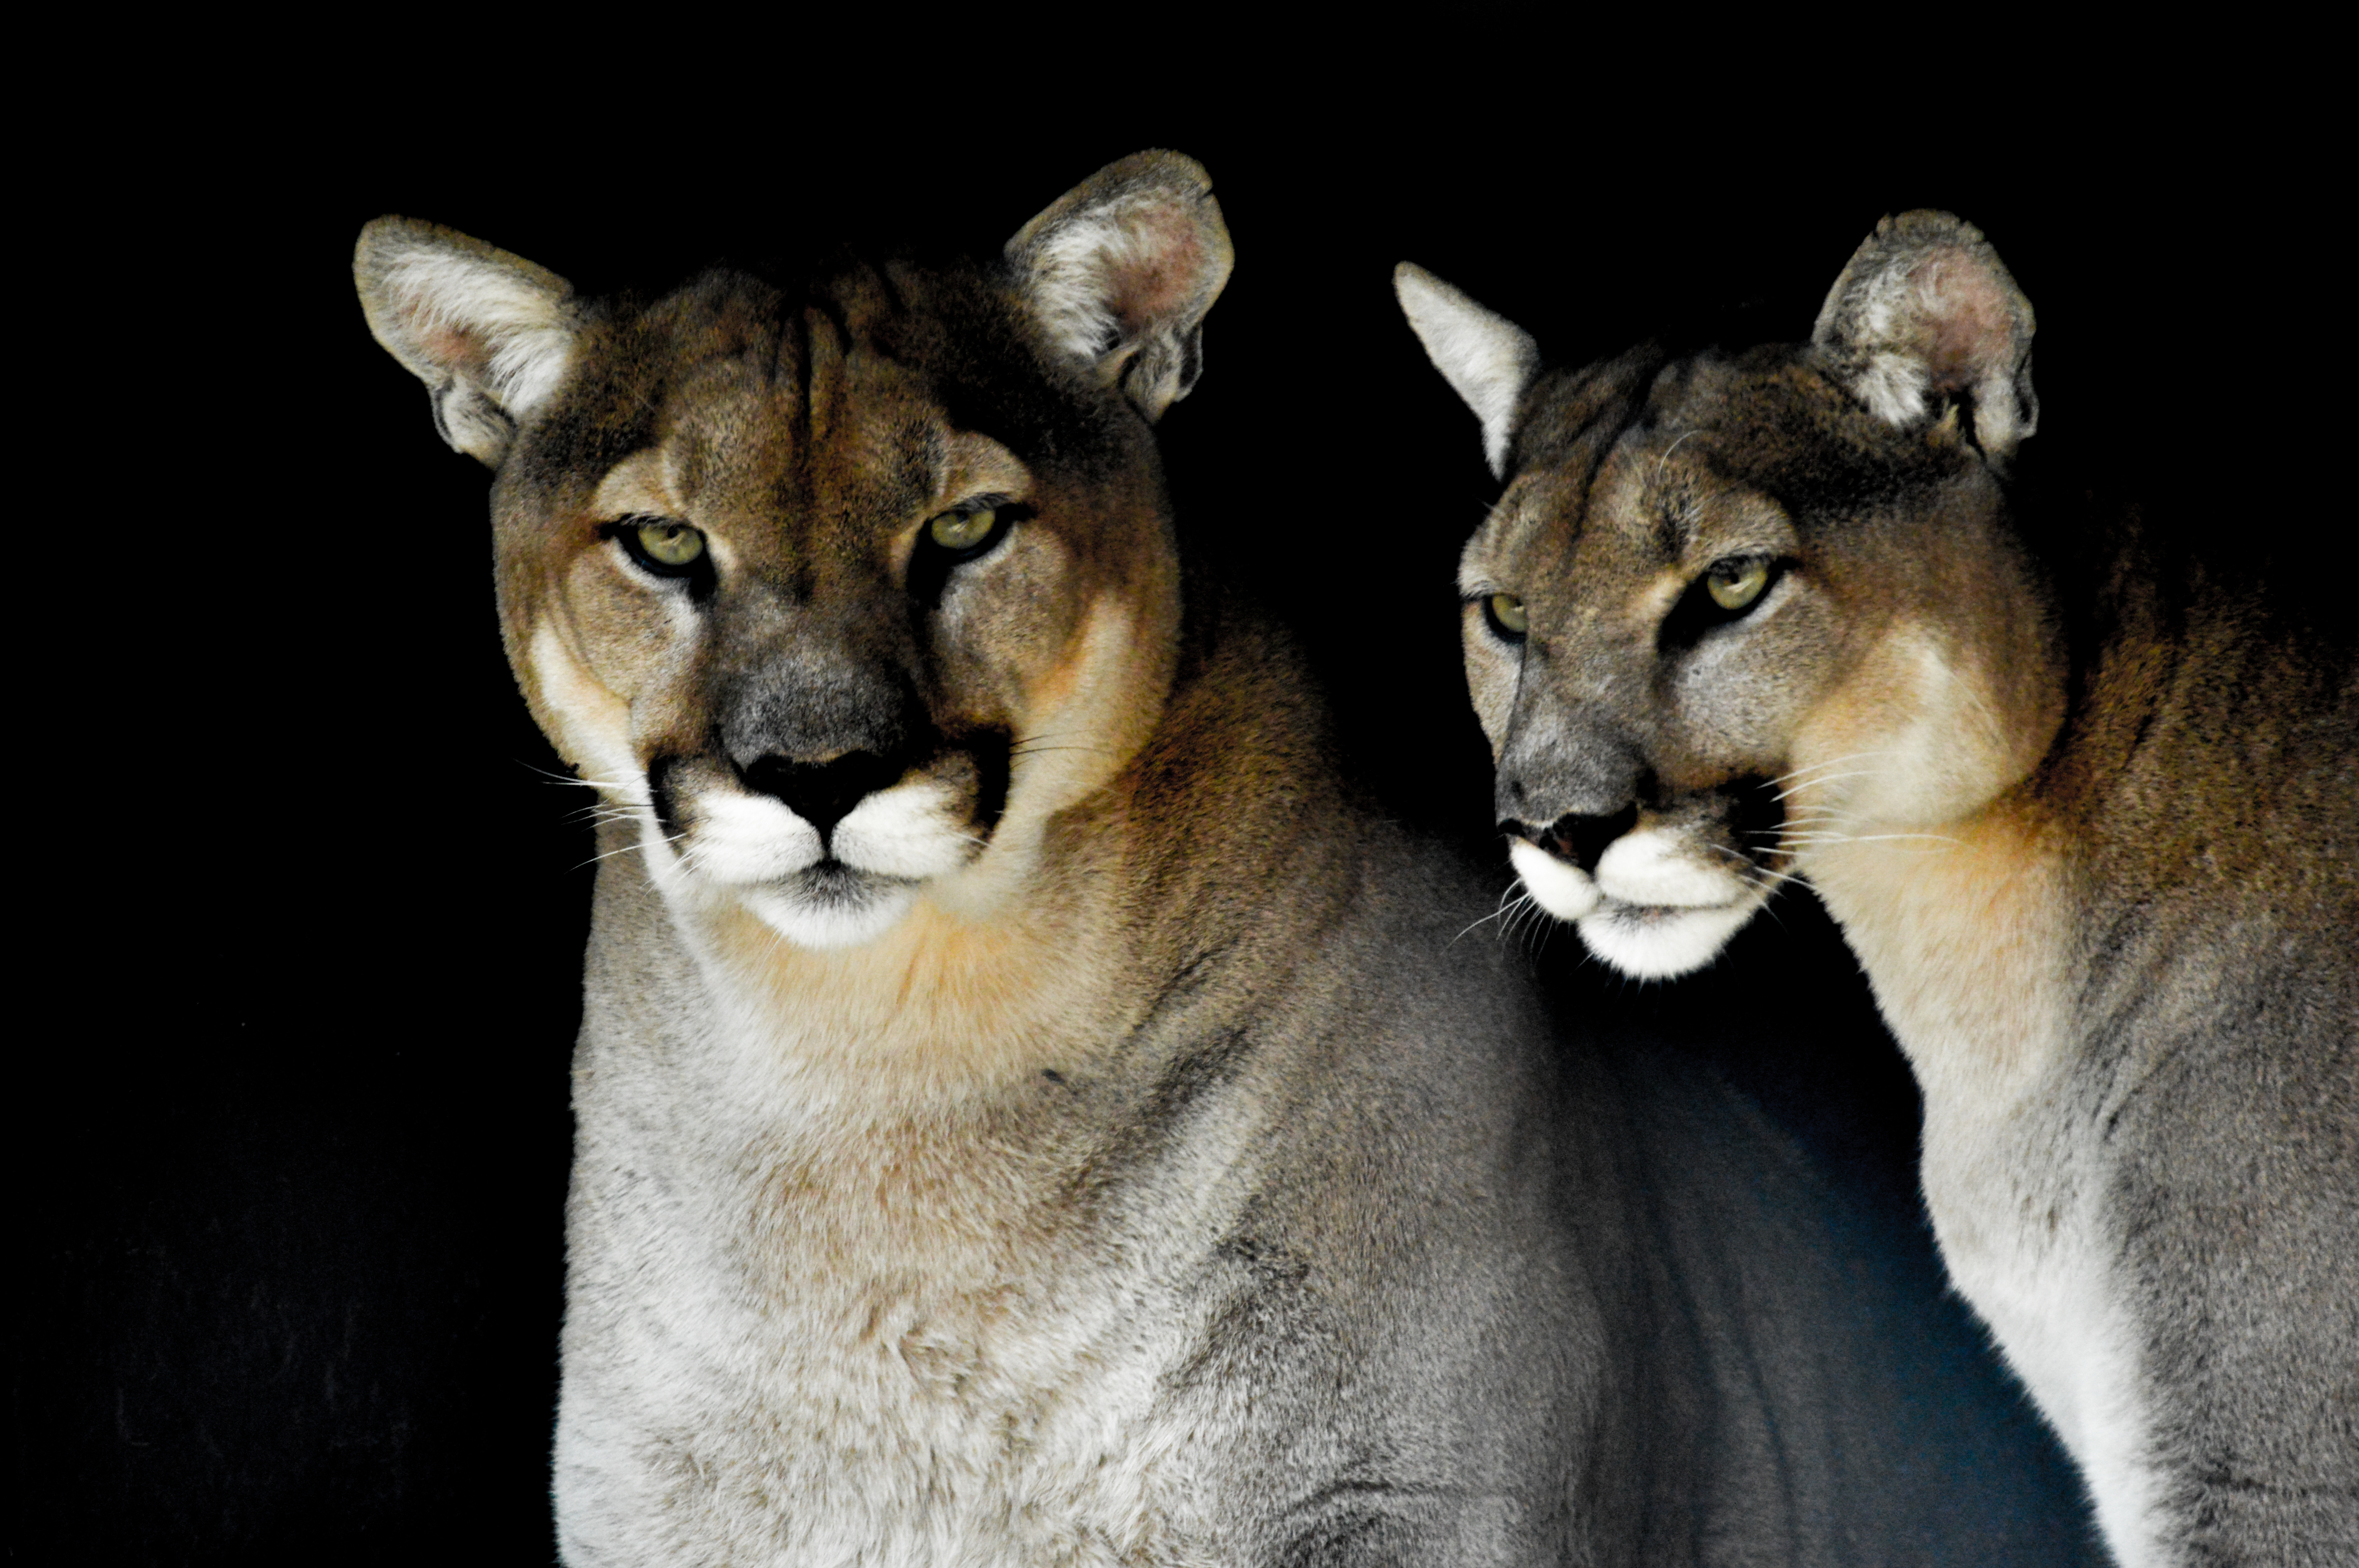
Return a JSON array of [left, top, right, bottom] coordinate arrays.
[[510, 269, 1174, 949], [1409, 232, 2057, 978], [374, 249, 1190, 953]]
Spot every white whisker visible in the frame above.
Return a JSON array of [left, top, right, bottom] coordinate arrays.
[[568, 802, 654, 825], [1454, 882, 1525, 944], [1772, 771, 1881, 802], [1769, 750, 1894, 789], [1708, 842, 1809, 889], [1780, 829, 1961, 849], [574, 831, 681, 872]]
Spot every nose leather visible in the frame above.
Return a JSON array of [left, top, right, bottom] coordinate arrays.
[[1499, 803, 1638, 873], [741, 751, 908, 837]]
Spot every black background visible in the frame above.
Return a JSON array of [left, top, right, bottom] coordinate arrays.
[[20, 70, 2326, 1564]]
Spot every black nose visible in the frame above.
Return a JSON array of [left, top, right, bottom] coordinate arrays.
[[740, 751, 907, 837], [1500, 803, 1637, 875]]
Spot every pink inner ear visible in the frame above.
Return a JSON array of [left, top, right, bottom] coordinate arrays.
[[418, 320, 490, 377], [1916, 253, 2014, 389], [1109, 210, 1204, 333]]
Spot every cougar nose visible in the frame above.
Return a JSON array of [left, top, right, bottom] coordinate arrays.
[[1499, 803, 1638, 875], [741, 751, 906, 838]]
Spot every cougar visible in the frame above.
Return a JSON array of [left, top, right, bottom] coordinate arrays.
[[1398, 212, 2358, 1565], [356, 159, 2094, 1564]]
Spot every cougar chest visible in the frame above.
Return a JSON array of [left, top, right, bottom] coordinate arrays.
[[566, 1072, 1225, 1566]]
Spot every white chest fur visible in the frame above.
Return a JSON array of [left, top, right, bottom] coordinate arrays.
[[550, 909, 1256, 1567], [1917, 1081, 2165, 1566], [556, 1082, 1234, 1567]]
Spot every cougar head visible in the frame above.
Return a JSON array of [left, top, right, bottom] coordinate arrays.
[[1396, 214, 2060, 978], [356, 152, 1231, 951]]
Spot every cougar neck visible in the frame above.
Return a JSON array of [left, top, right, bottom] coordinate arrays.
[[1804, 796, 2080, 1120]]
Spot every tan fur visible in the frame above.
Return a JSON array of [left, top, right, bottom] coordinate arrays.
[[1808, 800, 2074, 1108]]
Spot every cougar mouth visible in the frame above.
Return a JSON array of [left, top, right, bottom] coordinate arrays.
[[1574, 893, 1767, 980], [794, 858, 898, 896], [1505, 785, 1783, 978], [742, 859, 928, 951], [643, 732, 1012, 949]]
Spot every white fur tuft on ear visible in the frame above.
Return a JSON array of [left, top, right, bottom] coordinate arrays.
[[354, 219, 579, 467], [1811, 211, 2037, 462], [1394, 263, 1541, 480], [1006, 151, 1234, 423]]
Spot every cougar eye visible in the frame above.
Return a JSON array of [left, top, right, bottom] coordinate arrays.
[[1483, 593, 1530, 642], [608, 516, 709, 579], [1705, 557, 1770, 612], [1658, 554, 1790, 652], [907, 500, 1027, 605], [923, 504, 1007, 560]]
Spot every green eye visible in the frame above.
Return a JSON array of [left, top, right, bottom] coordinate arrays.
[[927, 506, 998, 552], [635, 520, 705, 568], [1705, 558, 1770, 612], [1486, 593, 1530, 638]]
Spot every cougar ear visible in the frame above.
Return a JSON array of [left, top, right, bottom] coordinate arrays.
[[1394, 263, 1540, 480], [1811, 211, 2037, 461], [354, 218, 579, 468], [1005, 151, 1233, 423]]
